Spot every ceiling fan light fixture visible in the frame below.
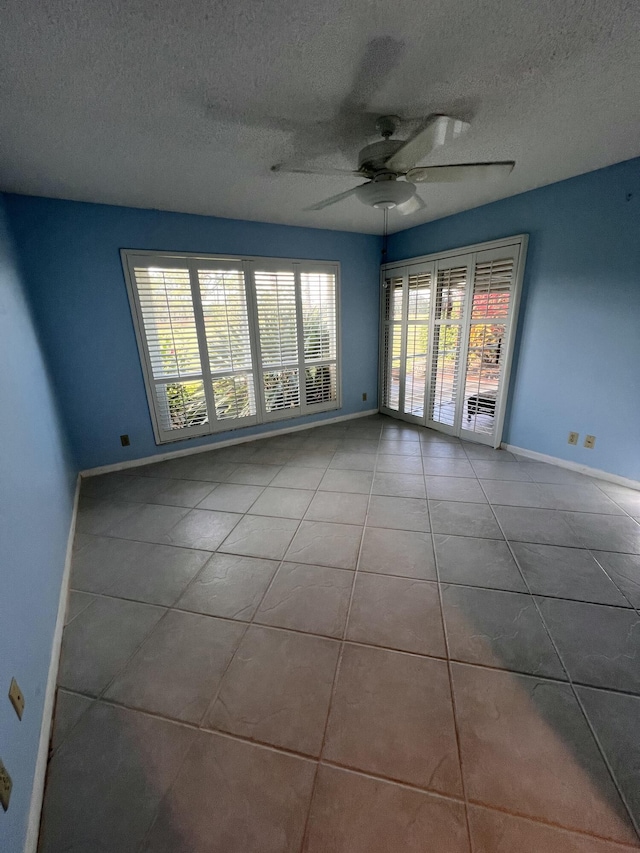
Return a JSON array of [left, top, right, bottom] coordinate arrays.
[[355, 179, 416, 210]]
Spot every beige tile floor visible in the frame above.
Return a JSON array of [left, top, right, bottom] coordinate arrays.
[[39, 415, 640, 852]]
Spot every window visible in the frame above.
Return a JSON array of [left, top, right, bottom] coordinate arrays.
[[380, 236, 527, 448], [122, 251, 340, 444]]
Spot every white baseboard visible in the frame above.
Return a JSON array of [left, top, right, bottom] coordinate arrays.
[[24, 473, 82, 853], [502, 443, 640, 491], [81, 409, 380, 477]]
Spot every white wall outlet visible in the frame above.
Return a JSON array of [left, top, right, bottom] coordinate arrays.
[[584, 435, 596, 449], [568, 432, 579, 445]]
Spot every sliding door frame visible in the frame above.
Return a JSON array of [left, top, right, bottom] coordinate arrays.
[[379, 234, 528, 447]]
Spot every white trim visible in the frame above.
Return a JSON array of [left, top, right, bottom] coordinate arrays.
[[81, 409, 379, 477], [502, 443, 640, 491], [381, 233, 529, 270], [380, 235, 528, 451], [121, 248, 342, 266], [24, 474, 82, 853], [121, 250, 342, 445]]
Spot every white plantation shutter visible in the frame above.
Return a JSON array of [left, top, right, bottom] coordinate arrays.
[[301, 270, 338, 409], [381, 275, 404, 412], [197, 264, 258, 425], [123, 252, 341, 444], [379, 236, 526, 448], [254, 267, 301, 415], [127, 260, 209, 440], [403, 270, 431, 417], [428, 261, 470, 430], [462, 249, 517, 439]]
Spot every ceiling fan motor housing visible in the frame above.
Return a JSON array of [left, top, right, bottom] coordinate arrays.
[[358, 139, 404, 174]]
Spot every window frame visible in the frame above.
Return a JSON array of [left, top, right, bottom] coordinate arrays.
[[379, 234, 528, 448], [121, 249, 341, 445]]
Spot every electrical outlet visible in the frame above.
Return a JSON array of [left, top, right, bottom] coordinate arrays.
[[362, 392, 367, 402], [8, 678, 24, 720], [584, 434, 596, 449], [568, 432, 579, 445], [120, 434, 130, 447], [0, 758, 12, 812]]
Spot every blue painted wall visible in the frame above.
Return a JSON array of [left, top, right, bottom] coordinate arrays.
[[0, 199, 75, 850], [5, 196, 382, 471], [387, 157, 640, 481]]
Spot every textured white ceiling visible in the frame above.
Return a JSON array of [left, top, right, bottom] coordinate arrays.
[[2, 0, 640, 234]]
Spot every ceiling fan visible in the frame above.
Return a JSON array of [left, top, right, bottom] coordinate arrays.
[[272, 114, 515, 215]]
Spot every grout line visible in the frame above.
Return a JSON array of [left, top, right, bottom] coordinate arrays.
[[589, 551, 640, 618], [465, 800, 640, 850], [61, 589, 640, 701], [298, 422, 384, 852], [194, 526, 313, 730], [55, 682, 640, 853], [62, 416, 640, 852], [426, 482, 475, 853], [75, 566, 640, 622], [478, 479, 640, 843], [133, 430, 374, 853]]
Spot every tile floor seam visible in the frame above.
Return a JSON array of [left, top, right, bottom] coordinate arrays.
[[53, 418, 640, 853], [193, 433, 354, 747], [490, 502, 640, 519], [87, 605, 174, 707], [433, 579, 637, 611], [60, 618, 640, 702], [133, 715, 202, 853], [62, 592, 99, 628], [195, 551, 301, 729], [46, 599, 175, 753], [55, 690, 324, 764], [48, 684, 640, 850], [317, 758, 468, 803], [72, 684, 640, 850], [478, 480, 640, 843], [86, 523, 640, 556], [298, 423, 383, 853], [591, 480, 640, 516], [589, 551, 640, 617], [569, 685, 640, 842], [426, 484, 475, 853], [465, 800, 640, 850], [131, 435, 360, 853], [46, 690, 96, 760]]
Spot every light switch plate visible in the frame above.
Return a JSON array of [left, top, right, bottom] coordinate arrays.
[[584, 434, 596, 449], [0, 758, 12, 811], [9, 678, 24, 720]]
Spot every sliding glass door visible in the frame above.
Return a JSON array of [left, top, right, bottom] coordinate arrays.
[[426, 255, 472, 435], [380, 263, 433, 422], [379, 237, 526, 447]]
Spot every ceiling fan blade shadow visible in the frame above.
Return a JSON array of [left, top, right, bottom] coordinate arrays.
[[407, 161, 515, 183], [304, 185, 364, 211], [385, 115, 470, 173], [341, 36, 405, 112], [396, 194, 426, 215], [333, 36, 405, 155], [271, 165, 364, 178]]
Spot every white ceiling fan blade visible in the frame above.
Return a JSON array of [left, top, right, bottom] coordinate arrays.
[[396, 193, 426, 215], [384, 115, 470, 173], [304, 185, 364, 211], [271, 164, 363, 178], [407, 161, 515, 183]]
